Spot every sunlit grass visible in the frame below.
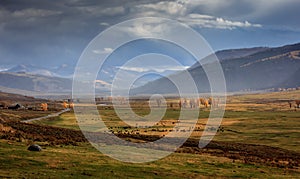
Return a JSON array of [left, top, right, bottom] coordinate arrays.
[[24, 90, 300, 177], [1, 140, 299, 178]]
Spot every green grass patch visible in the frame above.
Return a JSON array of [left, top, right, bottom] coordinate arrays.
[[0, 140, 299, 178]]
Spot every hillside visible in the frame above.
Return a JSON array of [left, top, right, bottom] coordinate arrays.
[[216, 47, 269, 61], [0, 91, 47, 103], [189, 47, 268, 69], [1, 43, 300, 96], [0, 72, 72, 93], [133, 43, 300, 94]]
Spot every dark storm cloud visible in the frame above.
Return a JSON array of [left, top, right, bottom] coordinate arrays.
[[0, 0, 299, 67], [0, 0, 108, 66], [0, 0, 166, 66]]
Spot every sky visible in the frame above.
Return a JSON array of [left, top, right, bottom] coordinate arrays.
[[1, 0, 300, 69]]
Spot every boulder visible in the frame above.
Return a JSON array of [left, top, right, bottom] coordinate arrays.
[[27, 144, 42, 151]]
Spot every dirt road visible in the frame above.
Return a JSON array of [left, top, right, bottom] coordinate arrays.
[[22, 108, 71, 123]]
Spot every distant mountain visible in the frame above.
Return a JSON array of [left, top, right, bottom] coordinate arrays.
[[6, 64, 57, 77], [97, 65, 183, 88], [51, 64, 75, 78], [0, 91, 48, 103], [2, 43, 300, 96], [216, 47, 269, 61], [133, 43, 300, 94], [5, 64, 74, 78], [279, 68, 300, 88], [0, 72, 72, 93], [189, 47, 269, 70], [5, 63, 161, 89]]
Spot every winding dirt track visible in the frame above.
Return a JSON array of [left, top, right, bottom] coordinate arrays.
[[22, 108, 70, 123]]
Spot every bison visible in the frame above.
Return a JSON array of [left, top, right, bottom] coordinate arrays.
[[295, 100, 300, 108], [8, 104, 22, 110]]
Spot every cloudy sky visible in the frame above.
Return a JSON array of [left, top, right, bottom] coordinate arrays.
[[1, 0, 300, 69]]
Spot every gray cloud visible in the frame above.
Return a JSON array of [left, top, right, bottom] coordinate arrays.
[[179, 14, 262, 30], [180, 0, 300, 30], [0, 0, 299, 68]]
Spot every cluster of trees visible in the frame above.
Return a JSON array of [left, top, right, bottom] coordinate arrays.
[[40, 103, 48, 111], [178, 97, 219, 109], [0, 101, 73, 111], [62, 101, 74, 109], [288, 100, 300, 109]]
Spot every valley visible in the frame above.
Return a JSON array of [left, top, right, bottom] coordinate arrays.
[[0, 90, 299, 178]]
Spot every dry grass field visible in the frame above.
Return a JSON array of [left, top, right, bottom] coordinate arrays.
[[0, 90, 299, 178]]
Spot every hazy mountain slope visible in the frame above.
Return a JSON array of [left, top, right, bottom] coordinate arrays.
[[279, 67, 300, 88], [2, 43, 299, 96], [0, 91, 47, 103], [216, 47, 269, 61], [189, 47, 268, 70], [0, 72, 72, 93], [133, 43, 300, 94], [6, 64, 58, 77], [221, 49, 300, 91], [5, 64, 75, 78]]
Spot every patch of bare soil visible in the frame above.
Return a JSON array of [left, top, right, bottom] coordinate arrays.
[[0, 121, 86, 145], [1, 121, 299, 169], [180, 139, 300, 169]]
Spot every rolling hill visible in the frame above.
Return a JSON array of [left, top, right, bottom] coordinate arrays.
[[1, 43, 299, 96], [0, 91, 48, 103], [133, 43, 300, 94], [0, 72, 72, 93]]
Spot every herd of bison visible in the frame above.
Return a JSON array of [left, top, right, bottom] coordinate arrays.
[[0, 95, 299, 170], [0, 119, 299, 169]]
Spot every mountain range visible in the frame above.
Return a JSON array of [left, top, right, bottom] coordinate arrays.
[[133, 43, 300, 94], [0, 42, 299, 96], [0, 72, 72, 93], [4, 64, 74, 78]]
